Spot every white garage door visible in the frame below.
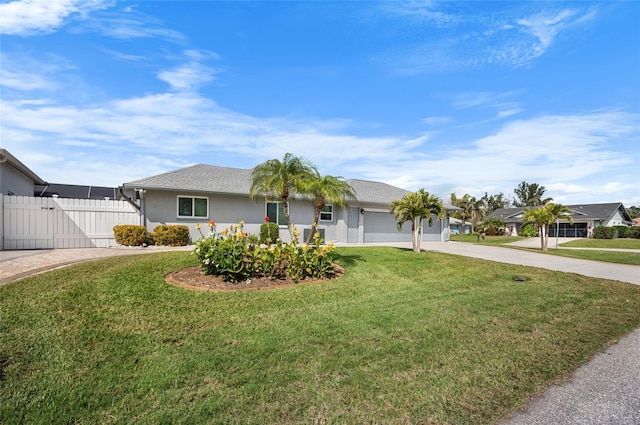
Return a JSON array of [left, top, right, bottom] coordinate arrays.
[[363, 211, 412, 243]]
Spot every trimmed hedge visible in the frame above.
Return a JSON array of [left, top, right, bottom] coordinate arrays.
[[113, 225, 151, 246], [630, 226, 640, 239], [259, 222, 280, 244], [613, 225, 630, 238], [152, 225, 190, 246], [593, 226, 615, 239]]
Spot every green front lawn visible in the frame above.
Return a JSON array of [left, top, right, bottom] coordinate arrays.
[[2, 248, 639, 424], [532, 249, 640, 266], [560, 238, 640, 249]]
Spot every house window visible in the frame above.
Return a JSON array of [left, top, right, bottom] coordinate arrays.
[[320, 205, 333, 221], [178, 196, 208, 218], [266, 202, 287, 226]]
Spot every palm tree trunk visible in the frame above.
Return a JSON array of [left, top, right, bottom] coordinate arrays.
[[281, 196, 296, 242], [538, 225, 545, 251], [543, 224, 550, 251], [306, 210, 321, 245]]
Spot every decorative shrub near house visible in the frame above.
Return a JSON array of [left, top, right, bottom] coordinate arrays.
[[259, 219, 280, 244], [152, 225, 190, 246], [194, 221, 337, 283], [593, 226, 615, 239], [113, 225, 151, 246], [613, 225, 630, 239], [519, 223, 538, 237]]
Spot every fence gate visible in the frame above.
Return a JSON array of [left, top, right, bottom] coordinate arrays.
[[2, 195, 139, 250]]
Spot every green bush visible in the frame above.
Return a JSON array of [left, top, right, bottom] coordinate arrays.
[[629, 226, 640, 239], [593, 226, 615, 239], [613, 225, 630, 238], [519, 223, 538, 237], [260, 221, 280, 244], [194, 223, 336, 283], [152, 225, 190, 246], [113, 225, 151, 246]]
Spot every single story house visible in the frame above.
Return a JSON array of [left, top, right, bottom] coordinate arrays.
[[123, 164, 458, 244], [449, 217, 471, 235], [0, 149, 47, 197], [487, 203, 633, 237]]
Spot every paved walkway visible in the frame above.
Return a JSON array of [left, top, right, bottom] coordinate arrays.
[[0, 246, 191, 285], [1, 241, 639, 424]]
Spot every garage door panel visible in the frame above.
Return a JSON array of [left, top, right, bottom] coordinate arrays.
[[364, 211, 412, 243]]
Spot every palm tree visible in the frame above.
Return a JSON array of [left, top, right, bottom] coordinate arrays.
[[302, 171, 356, 244], [469, 197, 486, 233], [513, 181, 552, 207], [250, 153, 315, 241], [522, 203, 573, 251], [450, 193, 475, 234], [390, 189, 443, 252]]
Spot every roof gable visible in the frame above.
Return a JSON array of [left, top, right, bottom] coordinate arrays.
[[0, 149, 47, 185]]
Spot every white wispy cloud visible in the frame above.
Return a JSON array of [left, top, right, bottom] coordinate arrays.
[[452, 90, 522, 110], [0, 0, 112, 35], [3, 71, 637, 205], [81, 9, 185, 42], [382, 1, 459, 26], [423, 116, 453, 126], [0, 52, 76, 92], [157, 50, 222, 91], [378, 4, 598, 73], [347, 110, 638, 203]]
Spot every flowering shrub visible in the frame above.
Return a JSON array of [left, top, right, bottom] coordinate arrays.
[[194, 222, 337, 283]]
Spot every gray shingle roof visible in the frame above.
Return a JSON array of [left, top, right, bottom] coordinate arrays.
[[345, 179, 410, 205], [124, 164, 252, 195], [488, 203, 631, 223], [124, 164, 459, 209]]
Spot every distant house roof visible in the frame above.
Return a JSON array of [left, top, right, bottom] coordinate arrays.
[[488, 203, 632, 224], [34, 183, 120, 200], [123, 163, 458, 209], [0, 148, 47, 185]]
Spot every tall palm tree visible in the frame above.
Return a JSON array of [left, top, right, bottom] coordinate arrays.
[[302, 171, 356, 244], [522, 203, 573, 251], [390, 189, 443, 252], [450, 193, 474, 234], [250, 153, 315, 241], [513, 181, 552, 207], [470, 197, 486, 233]]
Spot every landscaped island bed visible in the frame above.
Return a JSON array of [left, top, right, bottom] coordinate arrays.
[[2, 248, 639, 424]]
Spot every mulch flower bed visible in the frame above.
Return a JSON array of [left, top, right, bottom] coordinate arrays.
[[165, 265, 343, 292]]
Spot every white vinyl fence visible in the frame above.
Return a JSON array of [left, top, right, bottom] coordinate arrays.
[[1, 195, 139, 250]]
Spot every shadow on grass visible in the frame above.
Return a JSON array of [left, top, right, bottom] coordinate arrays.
[[332, 252, 364, 267]]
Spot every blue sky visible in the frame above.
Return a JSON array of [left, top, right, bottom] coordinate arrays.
[[1, 0, 639, 206]]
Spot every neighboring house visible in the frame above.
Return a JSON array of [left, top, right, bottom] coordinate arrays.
[[633, 217, 640, 227], [487, 203, 633, 237], [0, 149, 47, 196], [123, 164, 458, 244], [449, 217, 471, 235]]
